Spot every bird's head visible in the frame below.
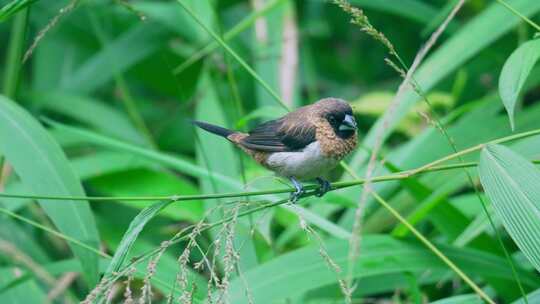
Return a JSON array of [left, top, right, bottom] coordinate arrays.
[[315, 98, 357, 139]]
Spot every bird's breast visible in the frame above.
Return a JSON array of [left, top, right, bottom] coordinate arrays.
[[315, 120, 357, 159], [265, 141, 340, 180]]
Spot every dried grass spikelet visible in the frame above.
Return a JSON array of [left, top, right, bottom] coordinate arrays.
[[172, 223, 205, 304], [332, 0, 396, 57], [123, 266, 137, 304], [216, 206, 241, 304], [23, 0, 80, 63], [139, 240, 172, 303], [82, 277, 110, 304]]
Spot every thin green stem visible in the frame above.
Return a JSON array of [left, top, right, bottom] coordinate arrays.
[[475, 181, 529, 303], [175, 0, 290, 112], [0, 206, 106, 258], [371, 191, 496, 304], [495, 0, 540, 32], [87, 11, 156, 148], [115, 75, 156, 148], [409, 128, 540, 175], [173, 0, 285, 74], [1, 159, 538, 203], [220, 21, 250, 192]]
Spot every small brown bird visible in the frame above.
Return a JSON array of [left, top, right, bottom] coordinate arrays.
[[194, 98, 358, 202]]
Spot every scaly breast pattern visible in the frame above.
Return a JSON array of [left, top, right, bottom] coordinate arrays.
[[315, 119, 357, 160]]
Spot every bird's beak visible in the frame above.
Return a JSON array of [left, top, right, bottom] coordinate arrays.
[[339, 114, 357, 131]]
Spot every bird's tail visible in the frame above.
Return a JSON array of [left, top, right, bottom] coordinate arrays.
[[192, 120, 236, 138]]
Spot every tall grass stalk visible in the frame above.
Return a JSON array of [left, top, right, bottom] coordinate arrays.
[[333, 0, 467, 291], [387, 0, 529, 298], [362, 0, 530, 298]]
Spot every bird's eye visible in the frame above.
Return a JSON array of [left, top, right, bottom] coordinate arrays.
[[328, 116, 336, 124]]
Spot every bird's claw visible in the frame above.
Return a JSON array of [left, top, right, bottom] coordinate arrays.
[[316, 178, 331, 197], [289, 188, 305, 203], [289, 177, 304, 204]]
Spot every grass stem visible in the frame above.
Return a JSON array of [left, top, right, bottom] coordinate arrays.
[[495, 0, 540, 32], [175, 0, 290, 112], [371, 191, 496, 304]]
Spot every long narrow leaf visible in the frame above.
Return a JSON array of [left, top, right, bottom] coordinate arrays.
[[0, 96, 100, 285], [0, 0, 38, 22], [104, 200, 172, 276], [479, 144, 540, 273]]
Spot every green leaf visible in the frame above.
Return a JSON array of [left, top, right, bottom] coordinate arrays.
[[479, 144, 540, 273], [104, 200, 172, 277], [499, 39, 540, 130], [0, 96, 100, 285], [32, 92, 148, 146], [61, 24, 169, 93]]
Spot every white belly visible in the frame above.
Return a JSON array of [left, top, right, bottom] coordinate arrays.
[[266, 141, 339, 180]]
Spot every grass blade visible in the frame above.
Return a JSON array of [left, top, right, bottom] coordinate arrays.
[[0, 0, 37, 22], [104, 200, 172, 277], [32, 92, 148, 146], [62, 24, 169, 93]]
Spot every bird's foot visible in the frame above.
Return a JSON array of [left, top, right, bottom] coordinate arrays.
[[289, 177, 305, 204], [315, 177, 331, 197]]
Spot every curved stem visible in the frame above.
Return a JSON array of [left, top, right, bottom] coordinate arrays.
[[371, 191, 496, 304]]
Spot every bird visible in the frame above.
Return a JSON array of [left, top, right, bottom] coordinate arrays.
[[193, 98, 358, 202]]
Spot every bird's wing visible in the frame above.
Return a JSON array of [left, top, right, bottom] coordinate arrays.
[[240, 116, 316, 152]]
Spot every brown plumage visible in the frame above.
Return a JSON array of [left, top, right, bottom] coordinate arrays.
[[194, 98, 358, 201]]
